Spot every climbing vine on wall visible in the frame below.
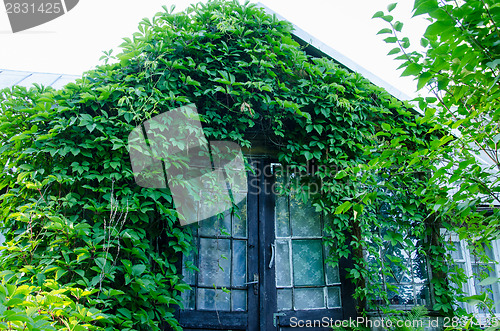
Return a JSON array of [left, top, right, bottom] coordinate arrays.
[[0, 0, 472, 329]]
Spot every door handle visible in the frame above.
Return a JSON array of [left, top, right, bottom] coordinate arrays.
[[269, 243, 275, 269], [245, 273, 259, 295]]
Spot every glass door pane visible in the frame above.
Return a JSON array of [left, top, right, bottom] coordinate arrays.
[[177, 159, 259, 331], [182, 198, 249, 312], [274, 171, 341, 312]]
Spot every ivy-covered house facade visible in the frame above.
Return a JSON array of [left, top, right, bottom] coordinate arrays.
[[1, 1, 499, 331]]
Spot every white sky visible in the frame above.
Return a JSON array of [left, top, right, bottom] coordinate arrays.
[[0, 0, 429, 98]]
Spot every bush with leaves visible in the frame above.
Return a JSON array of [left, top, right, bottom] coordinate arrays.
[[370, 0, 500, 321], [0, 271, 106, 330], [373, 0, 500, 237], [0, 0, 454, 328]]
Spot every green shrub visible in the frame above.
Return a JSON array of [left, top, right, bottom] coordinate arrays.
[[0, 271, 106, 330], [0, 0, 451, 329]]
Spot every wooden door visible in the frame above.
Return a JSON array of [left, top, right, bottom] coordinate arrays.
[[177, 159, 356, 330]]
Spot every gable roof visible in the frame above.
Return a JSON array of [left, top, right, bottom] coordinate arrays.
[[0, 4, 410, 102], [257, 3, 412, 102]]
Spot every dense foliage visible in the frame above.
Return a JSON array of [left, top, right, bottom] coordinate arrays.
[[374, 0, 500, 240], [373, 0, 500, 324], [0, 0, 468, 329]]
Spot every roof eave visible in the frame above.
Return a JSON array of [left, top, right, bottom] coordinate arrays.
[[257, 2, 413, 102]]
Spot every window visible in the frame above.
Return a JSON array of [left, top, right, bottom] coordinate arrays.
[[365, 201, 431, 310], [366, 232, 431, 309], [446, 232, 500, 315]]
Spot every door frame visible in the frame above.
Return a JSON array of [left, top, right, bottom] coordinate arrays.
[[176, 158, 261, 331], [259, 159, 357, 330], [174, 158, 357, 330]]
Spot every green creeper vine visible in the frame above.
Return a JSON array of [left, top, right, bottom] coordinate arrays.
[[0, 0, 479, 329]]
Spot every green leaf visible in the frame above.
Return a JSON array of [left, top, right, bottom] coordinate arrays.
[[417, 71, 432, 90], [388, 47, 401, 55], [372, 11, 384, 18], [464, 292, 488, 305], [313, 124, 323, 134], [401, 63, 422, 77], [382, 15, 394, 22], [401, 37, 410, 48], [413, 0, 438, 17], [5, 313, 30, 322], [383, 231, 403, 246], [451, 119, 466, 129], [393, 21, 403, 32], [478, 277, 499, 286], [335, 201, 352, 214], [335, 170, 348, 180], [424, 21, 452, 38], [377, 28, 393, 35], [131, 264, 146, 277], [117, 308, 132, 319], [486, 59, 500, 70], [387, 3, 397, 12]]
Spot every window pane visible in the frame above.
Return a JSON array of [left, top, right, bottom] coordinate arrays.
[[292, 240, 324, 286], [232, 240, 247, 287], [182, 247, 197, 286], [472, 264, 500, 312], [276, 240, 291, 287], [290, 194, 321, 237], [327, 287, 341, 308], [198, 238, 231, 287], [277, 288, 293, 311], [275, 195, 290, 237], [484, 245, 495, 260], [199, 211, 231, 237], [451, 241, 463, 260], [412, 251, 429, 284], [415, 285, 430, 306], [471, 244, 496, 261], [393, 285, 415, 305], [275, 171, 291, 237], [325, 261, 340, 284], [232, 199, 247, 238], [294, 288, 324, 309], [181, 288, 195, 310], [231, 290, 247, 311], [197, 288, 230, 311]]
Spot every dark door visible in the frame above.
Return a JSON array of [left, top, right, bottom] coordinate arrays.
[[177, 159, 260, 331], [177, 159, 355, 330], [262, 166, 356, 330]]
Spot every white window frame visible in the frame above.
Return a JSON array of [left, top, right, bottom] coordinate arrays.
[[443, 230, 500, 318]]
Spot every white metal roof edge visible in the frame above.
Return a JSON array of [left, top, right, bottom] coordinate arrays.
[[0, 69, 79, 89], [257, 2, 413, 102]]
